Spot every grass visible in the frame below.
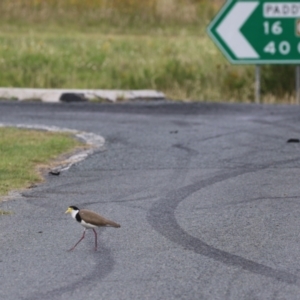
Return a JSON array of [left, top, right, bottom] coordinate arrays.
[[0, 127, 83, 197], [0, 210, 12, 215], [0, 0, 295, 103], [0, 29, 244, 101], [0, 0, 220, 30]]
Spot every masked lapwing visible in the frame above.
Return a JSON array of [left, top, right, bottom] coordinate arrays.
[[65, 206, 121, 251]]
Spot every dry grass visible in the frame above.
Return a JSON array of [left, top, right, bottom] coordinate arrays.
[[0, 0, 223, 30], [0, 30, 257, 102], [0, 0, 295, 103]]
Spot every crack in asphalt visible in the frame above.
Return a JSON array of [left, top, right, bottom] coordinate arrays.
[[172, 143, 199, 156]]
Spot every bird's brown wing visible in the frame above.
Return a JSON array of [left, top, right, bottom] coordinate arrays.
[[79, 209, 121, 228]]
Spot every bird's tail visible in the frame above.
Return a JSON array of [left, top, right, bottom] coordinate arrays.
[[106, 219, 121, 228]]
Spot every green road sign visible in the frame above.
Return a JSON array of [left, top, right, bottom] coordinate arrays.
[[207, 0, 300, 64]]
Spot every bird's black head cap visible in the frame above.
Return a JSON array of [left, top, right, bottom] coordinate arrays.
[[69, 205, 79, 211]]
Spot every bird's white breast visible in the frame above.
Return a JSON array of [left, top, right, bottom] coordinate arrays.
[[81, 219, 97, 229]]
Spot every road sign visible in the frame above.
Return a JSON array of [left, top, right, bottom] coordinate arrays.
[[207, 0, 300, 64]]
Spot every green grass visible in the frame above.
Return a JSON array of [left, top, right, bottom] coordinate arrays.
[[0, 0, 295, 103], [0, 28, 257, 102], [0, 127, 83, 197]]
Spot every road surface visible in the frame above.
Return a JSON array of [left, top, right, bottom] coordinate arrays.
[[0, 101, 300, 299]]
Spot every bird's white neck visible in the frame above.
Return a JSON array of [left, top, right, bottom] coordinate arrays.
[[71, 210, 79, 219]]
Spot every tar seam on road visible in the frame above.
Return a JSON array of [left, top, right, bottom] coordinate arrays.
[[147, 160, 300, 285]]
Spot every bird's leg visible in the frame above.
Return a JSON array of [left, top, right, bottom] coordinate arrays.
[[92, 228, 97, 251], [68, 229, 86, 251]]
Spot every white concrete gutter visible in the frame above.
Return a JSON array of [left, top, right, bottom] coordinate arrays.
[[0, 87, 165, 103]]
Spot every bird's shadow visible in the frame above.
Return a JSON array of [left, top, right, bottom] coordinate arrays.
[[24, 237, 115, 300]]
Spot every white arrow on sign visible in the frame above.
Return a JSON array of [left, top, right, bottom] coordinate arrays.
[[216, 1, 259, 59]]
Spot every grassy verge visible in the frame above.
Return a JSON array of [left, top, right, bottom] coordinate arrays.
[[0, 127, 84, 197], [0, 29, 245, 102], [0, 0, 295, 103]]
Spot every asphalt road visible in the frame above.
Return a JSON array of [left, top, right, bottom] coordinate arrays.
[[1, 100, 300, 299]]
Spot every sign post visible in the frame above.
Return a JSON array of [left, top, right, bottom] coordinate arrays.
[[255, 65, 261, 104], [207, 0, 300, 102], [296, 65, 300, 104]]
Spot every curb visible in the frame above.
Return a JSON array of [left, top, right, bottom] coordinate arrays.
[[0, 87, 165, 103], [0, 123, 106, 202], [0, 123, 105, 171]]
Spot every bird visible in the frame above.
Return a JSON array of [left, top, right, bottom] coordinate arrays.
[[65, 206, 121, 251]]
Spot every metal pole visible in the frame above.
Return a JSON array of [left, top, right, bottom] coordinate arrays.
[[255, 65, 260, 104], [296, 65, 300, 104]]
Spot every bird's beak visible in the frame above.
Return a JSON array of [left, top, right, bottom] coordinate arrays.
[[65, 208, 72, 214]]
